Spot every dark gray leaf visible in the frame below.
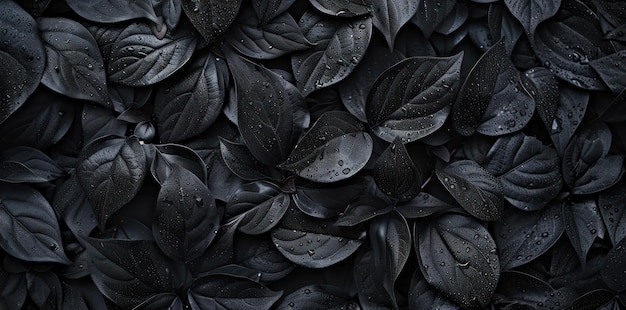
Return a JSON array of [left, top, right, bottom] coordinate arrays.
[[181, 0, 241, 44], [0, 0, 46, 125], [65, 0, 160, 24], [367, 53, 463, 143], [411, 0, 456, 38], [0, 266, 27, 309], [563, 199, 604, 266], [494, 203, 564, 270], [601, 237, 626, 292], [495, 270, 577, 309], [598, 181, 626, 246], [335, 195, 393, 226], [435, 2, 468, 36], [436, 160, 504, 221], [108, 22, 197, 86], [271, 207, 365, 268], [408, 270, 460, 309], [520, 67, 559, 131], [488, 2, 524, 54], [566, 289, 616, 310], [82, 104, 127, 144], [77, 136, 147, 230], [374, 138, 421, 200], [275, 284, 358, 310], [227, 181, 290, 235], [279, 111, 372, 183], [252, 0, 296, 24], [416, 213, 499, 309], [549, 83, 589, 156], [154, 52, 226, 142], [151, 143, 207, 185], [504, 0, 561, 38], [155, 0, 182, 30], [187, 217, 241, 276], [353, 249, 392, 308], [371, 0, 418, 47], [52, 174, 98, 237], [293, 177, 368, 218], [219, 138, 271, 181], [0, 146, 64, 183], [38, 17, 112, 108], [189, 274, 281, 309], [0, 183, 70, 264], [590, 50, 626, 94], [234, 235, 295, 282], [292, 11, 372, 96], [395, 192, 456, 218], [309, 0, 373, 17], [134, 293, 184, 310]]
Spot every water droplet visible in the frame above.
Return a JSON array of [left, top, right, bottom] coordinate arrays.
[[307, 249, 315, 256], [342, 168, 351, 174]]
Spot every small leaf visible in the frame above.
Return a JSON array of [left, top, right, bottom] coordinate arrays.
[[601, 237, 626, 292], [65, 0, 160, 24], [371, 0, 418, 47], [77, 136, 147, 230], [309, 0, 373, 17], [181, 0, 242, 44], [0, 183, 70, 264], [279, 111, 372, 183], [520, 67, 559, 130], [366, 53, 463, 143], [275, 284, 358, 310], [590, 50, 626, 94], [108, 22, 197, 86], [38, 17, 112, 108], [504, 0, 561, 38], [292, 11, 372, 96], [271, 207, 365, 268], [374, 138, 421, 200], [411, 0, 456, 38], [436, 160, 504, 221], [562, 199, 604, 266], [0, 0, 46, 125], [598, 181, 626, 246], [0, 146, 65, 183], [416, 213, 500, 308], [226, 181, 290, 235]]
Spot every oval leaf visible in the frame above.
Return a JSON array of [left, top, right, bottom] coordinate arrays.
[[251, 0, 296, 24], [590, 50, 626, 94], [181, 0, 241, 44], [219, 138, 271, 181], [374, 138, 422, 200], [504, 0, 561, 38], [0, 146, 65, 183]]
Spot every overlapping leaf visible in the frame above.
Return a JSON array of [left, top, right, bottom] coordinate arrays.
[[373, 138, 421, 200], [371, 0, 418, 47], [504, 0, 561, 38], [226, 181, 290, 235], [181, 0, 242, 44], [65, 0, 160, 24]]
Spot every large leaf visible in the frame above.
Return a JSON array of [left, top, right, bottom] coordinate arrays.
[[411, 0, 456, 38], [77, 136, 147, 230], [0, 183, 70, 264], [371, 0, 418, 47], [494, 203, 564, 270], [107, 22, 197, 86], [271, 207, 366, 268], [65, 0, 160, 24], [373, 138, 421, 200], [452, 39, 535, 136], [353, 249, 392, 308], [0, 0, 46, 125], [504, 0, 561, 38], [279, 111, 372, 183], [531, 0, 614, 90], [275, 284, 358, 310], [189, 274, 282, 310], [181, 0, 241, 44], [416, 213, 500, 309], [83, 238, 174, 309], [590, 50, 626, 94], [598, 181, 626, 246], [0, 146, 65, 183], [367, 53, 462, 143], [436, 160, 504, 221], [549, 82, 589, 156], [226, 181, 290, 235], [482, 133, 562, 211], [292, 11, 372, 96], [154, 51, 226, 142], [494, 271, 577, 309], [562, 199, 604, 266], [226, 48, 300, 168], [153, 165, 220, 261], [38, 17, 112, 108]]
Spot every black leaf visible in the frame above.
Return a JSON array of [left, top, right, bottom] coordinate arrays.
[[366, 53, 463, 143], [374, 138, 422, 200], [488, 2, 524, 54], [233, 234, 295, 282], [371, 0, 418, 48], [408, 270, 459, 309], [0, 267, 27, 309], [251, 0, 296, 24], [598, 181, 626, 246], [219, 138, 272, 181], [335, 195, 393, 226], [181, 0, 242, 44], [65, 0, 161, 24], [292, 176, 369, 218], [134, 293, 184, 310], [226, 181, 290, 235], [275, 284, 358, 309], [601, 236, 626, 292], [309, 0, 373, 17], [566, 289, 617, 310], [52, 174, 98, 237], [494, 270, 577, 309], [0, 146, 65, 183], [150, 143, 208, 185], [503, 0, 561, 38], [435, 2, 468, 36], [395, 192, 456, 219], [81, 104, 127, 144], [189, 274, 282, 309], [590, 50, 626, 94], [411, 0, 456, 38], [549, 82, 589, 156], [562, 199, 604, 266], [520, 67, 559, 131]]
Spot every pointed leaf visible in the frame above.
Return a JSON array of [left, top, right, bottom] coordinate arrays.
[[251, 0, 296, 24], [52, 174, 97, 237], [374, 138, 421, 200], [181, 0, 241, 43], [549, 83, 589, 156], [227, 181, 290, 235], [275, 284, 358, 310], [81, 104, 127, 144], [395, 192, 456, 218], [520, 67, 559, 130], [488, 2, 524, 54], [189, 274, 282, 310], [293, 177, 368, 218], [336, 195, 393, 226], [436, 160, 504, 221], [598, 181, 626, 246], [590, 50, 626, 94], [371, 0, 418, 47], [495, 270, 577, 309], [504, 0, 561, 38], [309, 0, 373, 17], [0, 146, 64, 183], [219, 138, 271, 181], [65, 0, 160, 24], [0, 183, 70, 264], [411, 0, 456, 38], [151, 143, 207, 185], [562, 199, 604, 266], [292, 11, 372, 96]]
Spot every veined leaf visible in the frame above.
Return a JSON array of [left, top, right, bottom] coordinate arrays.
[[181, 0, 241, 44]]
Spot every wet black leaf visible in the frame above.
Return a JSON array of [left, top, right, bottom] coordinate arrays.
[[65, 0, 161, 24], [0, 0, 45, 125], [504, 0, 561, 38], [134, 293, 184, 310], [494, 203, 564, 270], [27, 271, 62, 308], [520, 67, 559, 131], [590, 50, 626, 94], [292, 177, 369, 218], [416, 213, 500, 309], [153, 164, 220, 261], [436, 159, 504, 221], [366, 53, 463, 143], [598, 181, 626, 246], [309, 0, 372, 17], [151, 143, 208, 185], [181, 0, 241, 44], [567, 289, 617, 310], [395, 192, 456, 219], [52, 174, 98, 237], [488, 2, 524, 54], [411, 0, 456, 38], [275, 284, 358, 309], [271, 207, 366, 268], [252, 0, 296, 24], [279, 111, 372, 183], [434, 2, 468, 36], [292, 11, 372, 96], [0, 146, 65, 183], [563, 199, 604, 266], [336, 195, 393, 226], [371, 0, 418, 48], [233, 234, 295, 282], [494, 270, 577, 309], [452, 39, 535, 136], [38, 17, 112, 108], [226, 47, 300, 168], [187, 217, 240, 276], [227, 181, 290, 235], [408, 270, 459, 309], [77, 136, 147, 230], [189, 274, 282, 309], [601, 237, 626, 292], [374, 138, 421, 200], [0, 183, 70, 264], [0, 267, 27, 309], [107, 22, 197, 86], [219, 138, 271, 181], [549, 82, 589, 156], [154, 51, 226, 142]]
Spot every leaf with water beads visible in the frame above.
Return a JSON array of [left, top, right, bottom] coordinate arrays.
[[181, 0, 242, 44], [598, 180, 626, 246], [601, 236, 626, 292], [562, 199, 605, 267], [590, 50, 626, 94], [371, 0, 418, 48], [189, 274, 282, 310], [226, 180, 290, 235], [503, 0, 561, 39], [494, 270, 578, 309], [373, 138, 421, 201], [275, 284, 358, 310]]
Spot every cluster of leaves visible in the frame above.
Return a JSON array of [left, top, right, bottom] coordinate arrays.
[[1, 0, 626, 309]]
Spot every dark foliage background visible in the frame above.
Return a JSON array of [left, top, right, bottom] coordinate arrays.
[[0, 0, 626, 309]]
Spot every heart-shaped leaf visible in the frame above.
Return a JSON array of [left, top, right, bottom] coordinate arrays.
[[279, 111, 373, 183], [436, 160, 504, 221], [0, 0, 46, 125], [65, 0, 160, 24], [366, 53, 463, 143], [371, 0, 418, 47], [292, 11, 372, 96], [77, 136, 147, 230], [374, 138, 421, 200], [416, 213, 500, 309], [0, 183, 70, 264], [181, 0, 242, 44], [271, 207, 365, 268], [227, 181, 290, 235], [189, 274, 282, 310], [504, 0, 561, 38]]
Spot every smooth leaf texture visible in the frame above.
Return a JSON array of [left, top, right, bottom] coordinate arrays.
[[0, 146, 64, 183], [181, 0, 241, 44], [373, 138, 421, 200], [252, 0, 296, 24], [504, 0, 561, 38], [601, 237, 626, 292], [309, 0, 373, 17], [395, 192, 456, 218], [227, 181, 290, 235], [353, 249, 392, 308], [416, 213, 500, 309], [81, 104, 127, 144], [77, 136, 147, 230], [292, 177, 369, 218], [219, 138, 271, 181], [150, 143, 208, 185], [411, 0, 456, 38], [189, 274, 282, 310], [0, 183, 70, 264], [590, 50, 626, 94], [453, 40, 535, 136], [38, 17, 111, 108], [52, 173, 97, 237], [482, 133, 562, 211], [226, 48, 299, 168], [279, 111, 372, 183], [83, 238, 174, 309], [371, 0, 418, 47], [549, 83, 589, 156], [153, 165, 220, 261], [598, 181, 626, 246], [154, 51, 226, 142], [233, 234, 295, 282], [436, 160, 504, 221], [271, 207, 365, 268], [520, 67, 559, 130], [108, 22, 197, 86], [292, 11, 372, 96], [562, 199, 604, 266], [494, 203, 564, 269], [366, 53, 462, 143], [225, 8, 311, 60], [64, 0, 160, 24], [0, 0, 45, 124], [494, 270, 577, 309], [275, 284, 357, 309]]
